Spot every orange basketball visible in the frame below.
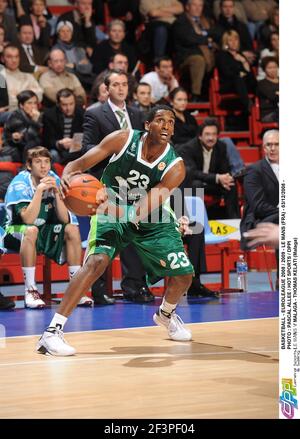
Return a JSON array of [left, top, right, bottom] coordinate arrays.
[[64, 174, 104, 216]]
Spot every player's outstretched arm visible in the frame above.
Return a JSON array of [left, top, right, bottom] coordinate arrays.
[[61, 130, 130, 193]]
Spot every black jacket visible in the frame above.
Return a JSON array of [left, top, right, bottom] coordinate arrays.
[[240, 158, 279, 246], [82, 101, 143, 177], [212, 14, 253, 51], [42, 105, 85, 151], [3, 109, 42, 161], [173, 13, 209, 66], [176, 137, 231, 188]]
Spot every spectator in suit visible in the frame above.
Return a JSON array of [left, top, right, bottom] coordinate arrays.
[[39, 48, 86, 107], [17, 23, 48, 78], [56, 0, 97, 50], [42, 88, 85, 164], [83, 69, 155, 305], [240, 129, 279, 245], [178, 117, 240, 219], [91, 19, 136, 75], [173, 0, 215, 102], [240, 129, 279, 283], [17, 0, 52, 48]]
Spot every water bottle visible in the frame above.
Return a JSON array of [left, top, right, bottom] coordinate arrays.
[[236, 255, 248, 291]]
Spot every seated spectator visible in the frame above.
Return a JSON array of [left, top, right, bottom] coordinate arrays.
[[0, 45, 43, 113], [42, 88, 85, 164], [213, 0, 248, 24], [169, 86, 198, 146], [257, 5, 279, 49], [56, 0, 97, 51], [3, 146, 93, 308], [178, 117, 240, 219], [91, 19, 137, 75], [107, 0, 141, 44], [17, 0, 51, 48], [140, 56, 179, 104], [257, 30, 278, 80], [54, 20, 95, 90], [216, 30, 256, 115], [240, 129, 279, 277], [257, 56, 279, 123], [132, 82, 153, 116], [139, 0, 183, 58], [241, 0, 277, 40], [212, 0, 256, 64], [173, 0, 216, 102], [17, 23, 48, 78], [91, 52, 137, 104], [0, 90, 42, 199], [0, 0, 18, 44], [39, 48, 86, 107]]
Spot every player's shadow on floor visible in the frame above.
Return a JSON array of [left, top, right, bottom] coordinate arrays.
[[79, 342, 278, 368]]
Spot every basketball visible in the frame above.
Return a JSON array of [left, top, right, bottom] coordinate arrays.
[[64, 174, 104, 216]]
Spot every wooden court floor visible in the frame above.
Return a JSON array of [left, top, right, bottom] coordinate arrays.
[[0, 318, 279, 419]]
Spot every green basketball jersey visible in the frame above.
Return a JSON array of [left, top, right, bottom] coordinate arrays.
[[102, 130, 182, 223]]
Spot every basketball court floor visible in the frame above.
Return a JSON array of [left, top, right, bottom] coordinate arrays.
[[0, 273, 279, 419]]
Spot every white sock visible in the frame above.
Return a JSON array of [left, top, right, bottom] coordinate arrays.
[[68, 265, 81, 279], [22, 267, 37, 291], [49, 313, 68, 331], [159, 298, 177, 318]]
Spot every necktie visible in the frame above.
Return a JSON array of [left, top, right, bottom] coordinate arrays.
[[25, 45, 35, 66], [115, 110, 128, 130]]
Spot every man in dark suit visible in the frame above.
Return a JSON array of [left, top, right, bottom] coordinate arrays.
[[17, 23, 48, 77], [240, 129, 279, 247], [83, 69, 155, 305], [42, 88, 85, 164], [178, 117, 240, 219]]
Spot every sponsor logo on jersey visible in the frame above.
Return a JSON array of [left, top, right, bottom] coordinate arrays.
[[158, 162, 166, 171], [160, 259, 167, 267]]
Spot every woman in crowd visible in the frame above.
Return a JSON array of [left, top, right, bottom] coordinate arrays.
[[216, 30, 256, 114], [169, 87, 198, 146]]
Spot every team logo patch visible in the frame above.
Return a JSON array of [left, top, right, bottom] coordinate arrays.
[[158, 162, 166, 171], [160, 259, 167, 267]]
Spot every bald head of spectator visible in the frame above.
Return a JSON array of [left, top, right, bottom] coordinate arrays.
[[48, 48, 66, 74]]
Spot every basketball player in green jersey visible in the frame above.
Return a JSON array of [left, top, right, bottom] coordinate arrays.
[[37, 106, 195, 356]]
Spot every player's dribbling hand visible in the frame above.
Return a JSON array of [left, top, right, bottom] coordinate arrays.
[[60, 171, 82, 198]]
